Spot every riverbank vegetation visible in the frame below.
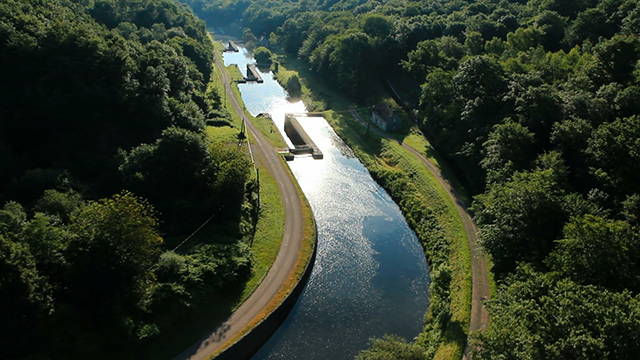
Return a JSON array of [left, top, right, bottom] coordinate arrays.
[[0, 1, 288, 359], [253, 46, 274, 64], [178, 0, 640, 359], [235, 39, 473, 358], [325, 110, 471, 359], [275, 71, 303, 99]]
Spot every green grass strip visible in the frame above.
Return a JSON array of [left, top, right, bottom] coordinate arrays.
[[275, 54, 473, 359], [203, 42, 315, 357]]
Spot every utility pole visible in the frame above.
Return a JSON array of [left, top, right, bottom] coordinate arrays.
[[256, 168, 261, 212], [238, 116, 246, 145], [223, 83, 227, 108]]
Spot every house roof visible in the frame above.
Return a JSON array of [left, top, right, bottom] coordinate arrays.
[[373, 102, 394, 121]]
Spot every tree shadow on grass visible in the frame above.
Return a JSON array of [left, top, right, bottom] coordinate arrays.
[[327, 110, 384, 158], [442, 319, 468, 357], [141, 201, 252, 359], [141, 280, 249, 360]]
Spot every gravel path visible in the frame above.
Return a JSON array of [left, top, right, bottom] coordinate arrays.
[[172, 49, 305, 360]]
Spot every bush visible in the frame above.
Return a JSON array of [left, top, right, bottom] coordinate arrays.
[[285, 74, 302, 97], [253, 46, 273, 64]]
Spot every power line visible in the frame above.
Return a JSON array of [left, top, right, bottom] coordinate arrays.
[[170, 199, 231, 253], [146, 200, 230, 273]]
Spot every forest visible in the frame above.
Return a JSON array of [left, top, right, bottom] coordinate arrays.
[[0, 0, 256, 359], [177, 0, 640, 359]]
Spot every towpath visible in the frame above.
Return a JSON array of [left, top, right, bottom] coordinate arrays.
[[348, 108, 490, 358], [173, 48, 305, 360]]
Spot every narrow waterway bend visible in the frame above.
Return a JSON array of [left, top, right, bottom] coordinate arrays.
[[223, 48, 430, 360]]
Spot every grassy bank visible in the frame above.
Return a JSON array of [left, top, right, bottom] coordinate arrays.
[[217, 40, 315, 327], [213, 43, 287, 149], [207, 162, 316, 359], [276, 55, 472, 359], [204, 41, 316, 357], [209, 41, 306, 306], [325, 111, 471, 359]]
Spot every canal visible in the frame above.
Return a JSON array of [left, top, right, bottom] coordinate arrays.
[[223, 48, 430, 360]]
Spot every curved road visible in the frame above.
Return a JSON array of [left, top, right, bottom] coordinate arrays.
[[173, 49, 305, 360], [349, 109, 489, 357]]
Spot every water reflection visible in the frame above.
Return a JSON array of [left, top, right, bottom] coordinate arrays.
[[223, 48, 429, 360], [223, 49, 305, 149]]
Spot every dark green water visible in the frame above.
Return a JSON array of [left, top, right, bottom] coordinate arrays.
[[223, 49, 429, 360]]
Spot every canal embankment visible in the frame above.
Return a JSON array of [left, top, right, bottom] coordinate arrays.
[[209, 45, 317, 360], [171, 40, 317, 360], [273, 54, 476, 360], [214, 215, 317, 360], [223, 46, 430, 360]]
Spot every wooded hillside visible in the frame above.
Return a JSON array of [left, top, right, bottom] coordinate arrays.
[[0, 1, 255, 359]]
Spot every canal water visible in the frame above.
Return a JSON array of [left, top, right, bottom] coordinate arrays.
[[223, 48, 429, 360]]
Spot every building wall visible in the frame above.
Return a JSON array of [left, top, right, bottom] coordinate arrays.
[[371, 111, 389, 131]]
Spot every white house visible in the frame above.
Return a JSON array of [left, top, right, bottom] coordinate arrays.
[[371, 102, 401, 131]]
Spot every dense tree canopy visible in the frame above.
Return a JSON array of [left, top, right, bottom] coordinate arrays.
[[547, 214, 640, 293], [120, 126, 251, 232], [474, 267, 640, 360], [66, 192, 162, 317], [253, 46, 273, 63], [0, 0, 253, 232], [0, 1, 255, 358], [472, 168, 567, 273]]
